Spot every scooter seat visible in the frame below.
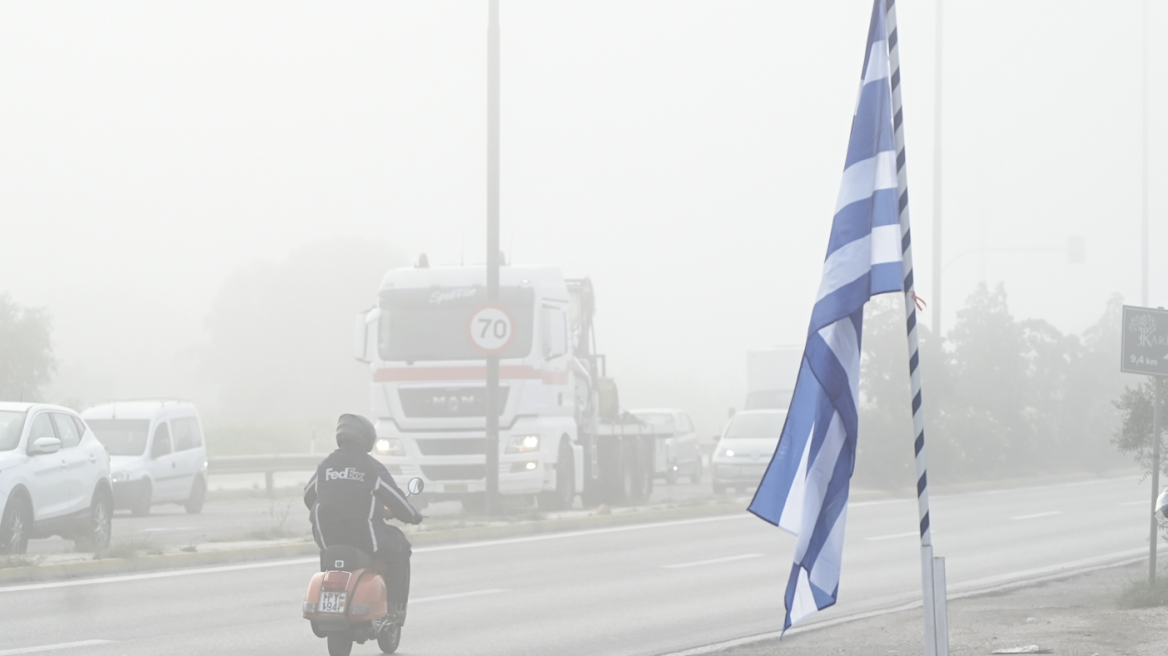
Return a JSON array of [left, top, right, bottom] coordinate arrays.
[[320, 544, 372, 572]]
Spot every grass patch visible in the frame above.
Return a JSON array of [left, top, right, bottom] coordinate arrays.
[[91, 538, 164, 560], [1117, 575, 1168, 608], [0, 555, 41, 569], [211, 500, 309, 542]]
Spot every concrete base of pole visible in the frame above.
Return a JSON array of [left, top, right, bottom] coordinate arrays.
[[921, 545, 937, 656], [933, 556, 950, 656]]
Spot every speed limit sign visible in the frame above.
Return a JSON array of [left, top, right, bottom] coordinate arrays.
[[467, 305, 514, 354]]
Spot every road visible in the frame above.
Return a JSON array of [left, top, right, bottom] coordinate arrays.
[[25, 474, 720, 554], [1, 475, 1152, 656]]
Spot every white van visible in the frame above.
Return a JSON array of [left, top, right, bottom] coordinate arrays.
[[81, 400, 209, 515]]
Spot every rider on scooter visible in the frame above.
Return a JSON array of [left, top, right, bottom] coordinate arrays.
[[304, 414, 423, 623]]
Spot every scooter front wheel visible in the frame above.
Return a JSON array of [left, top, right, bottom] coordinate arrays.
[[326, 633, 353, 656]]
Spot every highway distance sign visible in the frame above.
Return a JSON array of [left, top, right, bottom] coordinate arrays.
[[467, 305, 514, 354], [1121, 305, 1168, 377]]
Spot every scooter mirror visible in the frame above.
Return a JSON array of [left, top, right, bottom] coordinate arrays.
[[407, 477, 424, 496]]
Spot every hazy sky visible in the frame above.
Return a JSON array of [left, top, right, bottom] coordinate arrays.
[[1, 2, 1164, 431]]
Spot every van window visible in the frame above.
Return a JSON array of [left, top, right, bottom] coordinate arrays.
[[88, 419, 149, 456], [171, 417, 203, 451], [51, 413, 81, 448], [152, 423, 172, 458]]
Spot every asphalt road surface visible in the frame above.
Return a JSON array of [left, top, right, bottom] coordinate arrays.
[[2, 475, 1152, 656], [25, 473, 720, 554]]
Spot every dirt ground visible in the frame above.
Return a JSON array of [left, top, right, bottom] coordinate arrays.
[[722, 562, 1168, 656]]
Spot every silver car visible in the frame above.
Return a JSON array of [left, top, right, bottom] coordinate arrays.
[[711, 409, 787, 494]]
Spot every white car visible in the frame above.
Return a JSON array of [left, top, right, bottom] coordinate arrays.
[[711, 409, 787, 494], [82, 400, 208, 515], [0, 402, 114, 554], [631, 408, 703, 485]]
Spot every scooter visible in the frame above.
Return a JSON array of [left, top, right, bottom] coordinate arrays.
[[303, 477, 424, 656]]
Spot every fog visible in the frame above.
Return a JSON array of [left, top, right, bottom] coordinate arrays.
[[2, 1, 1165, 440]]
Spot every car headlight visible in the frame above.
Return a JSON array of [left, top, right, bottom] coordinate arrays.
[[376, 438, 407, 456], [717, 448, 735, 458], [505, 434, 541, 454], [112, 471, 130, 483]]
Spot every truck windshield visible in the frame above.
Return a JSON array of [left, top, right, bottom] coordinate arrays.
[[379, 286, 535, 361], [0, 411, 27, 451], [724, 412, 787, 440], [87, 419, 150, 456]]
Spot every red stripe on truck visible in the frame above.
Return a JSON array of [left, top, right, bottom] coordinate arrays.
[[373, 366, 568, 385]]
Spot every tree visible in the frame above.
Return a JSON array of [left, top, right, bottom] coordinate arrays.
[[0, 294, 56, 401], [1112, 378, 1168, 480], [200, 238, 406, 425]]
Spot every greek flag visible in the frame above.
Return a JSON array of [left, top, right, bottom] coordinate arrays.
[[748, 0, 904, 631]]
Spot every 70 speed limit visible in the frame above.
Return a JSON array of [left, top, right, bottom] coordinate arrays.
[[467, 306, 514, 354]]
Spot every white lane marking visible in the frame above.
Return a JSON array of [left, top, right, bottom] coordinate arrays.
[[0, 558, 317, 594], [865, 531, 918, 541], [1011, 511, 1061, 520], [1120, 500, 1148, 506], [662, 554, 763, 569], [140, 527, 194, 532], [411, 588, 508, 604], [0, 640, 114, 655]]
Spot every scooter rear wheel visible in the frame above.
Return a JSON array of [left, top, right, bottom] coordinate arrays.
[[377, 625, 401, 653], [327, 633, 353, 656]]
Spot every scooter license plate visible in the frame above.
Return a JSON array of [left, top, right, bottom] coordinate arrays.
[[319, 591, 347, 613]]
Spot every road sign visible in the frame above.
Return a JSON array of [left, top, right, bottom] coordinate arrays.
[[468, 305, 513, 354], [1121, 305, 1168, 376]]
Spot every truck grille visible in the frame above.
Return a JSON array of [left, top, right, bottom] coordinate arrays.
[[416, 438, 485, 456], [399, 387, 510, 418], [421, 465, 485, 481]]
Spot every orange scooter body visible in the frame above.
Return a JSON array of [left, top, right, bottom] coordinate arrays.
[[303, 566, 388, 631]]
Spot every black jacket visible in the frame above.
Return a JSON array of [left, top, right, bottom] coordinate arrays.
[[303, 446, 421, 553]]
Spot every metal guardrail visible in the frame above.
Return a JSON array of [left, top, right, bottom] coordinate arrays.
[[208, 454, 323, 496]]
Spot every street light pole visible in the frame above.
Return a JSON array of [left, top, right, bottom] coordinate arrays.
[[485, 0, 501, 516], [932, 0, 944, 337]]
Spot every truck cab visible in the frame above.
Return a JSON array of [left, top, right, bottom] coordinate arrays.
[[355, 265, 583, 511]]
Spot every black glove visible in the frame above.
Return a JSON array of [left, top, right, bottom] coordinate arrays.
[[406, 506, 424, 525]]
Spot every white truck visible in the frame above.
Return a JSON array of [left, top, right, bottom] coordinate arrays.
[[354, 264, 661, 512], [744, 347, 802, 411]]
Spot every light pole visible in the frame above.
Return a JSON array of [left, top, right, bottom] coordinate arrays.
[[932, 0, 944, 337], [485, 0, 501, 516]]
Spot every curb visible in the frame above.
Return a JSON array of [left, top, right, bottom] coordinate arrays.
[[0, 501, 746, 586]]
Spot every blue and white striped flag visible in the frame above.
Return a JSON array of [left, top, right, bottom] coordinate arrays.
[[748, 0, 904, 631]]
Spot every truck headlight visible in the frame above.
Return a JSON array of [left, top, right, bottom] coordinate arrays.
[[505, 435, 541, 454], [376, 438, 406, 456]]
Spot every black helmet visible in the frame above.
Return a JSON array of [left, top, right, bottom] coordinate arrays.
[[336, 414, 376, 452]]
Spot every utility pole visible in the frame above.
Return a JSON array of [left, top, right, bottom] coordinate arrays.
[[484, 0, 501, 515], [931, 0, 944, 337]]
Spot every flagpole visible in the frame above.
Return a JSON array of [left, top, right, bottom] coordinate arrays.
[[884, 2, 949, 655]]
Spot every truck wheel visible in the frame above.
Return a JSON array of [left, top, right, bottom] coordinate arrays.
[[130, 481, 152, 516], [460, 495, 485, 514], [0, 497, 31, 555], [538, 441, 575, 511], [327, 633, 353, 656], [689, 457, 703, 484]]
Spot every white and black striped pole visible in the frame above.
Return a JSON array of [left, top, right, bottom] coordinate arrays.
[[885, 1, 950, 654]]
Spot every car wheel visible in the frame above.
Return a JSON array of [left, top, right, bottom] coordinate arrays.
[[327, 633, 353, 656], [130, 481, 152, 516], [690, 457, 703, 484], [538, 440, 575, 511], [184, 477, 206, 514], [77, 489, 113, 551], [377, 624, 401, 653], [0, 497, 31, 555]]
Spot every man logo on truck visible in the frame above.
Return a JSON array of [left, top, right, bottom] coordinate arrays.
[[325, 467, 366, 482]]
